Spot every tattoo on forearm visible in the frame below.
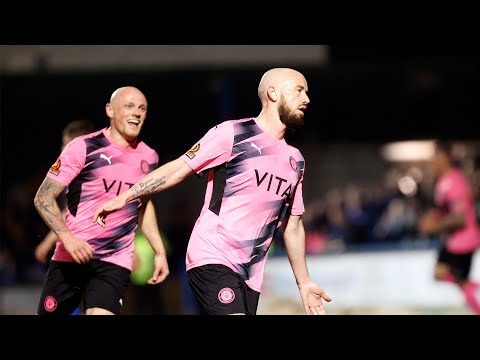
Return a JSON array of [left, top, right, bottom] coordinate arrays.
[[127, 176, 166, 201], [33, 178, 68, 234]]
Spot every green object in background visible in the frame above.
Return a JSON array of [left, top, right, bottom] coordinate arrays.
[[130, 232, 153, 285], [130, 231, 169, 285]]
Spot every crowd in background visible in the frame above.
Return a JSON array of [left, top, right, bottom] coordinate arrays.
[[273, 150, 480, 256]]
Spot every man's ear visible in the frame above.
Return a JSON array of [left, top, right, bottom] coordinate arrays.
[[267, 86, 278, 102]]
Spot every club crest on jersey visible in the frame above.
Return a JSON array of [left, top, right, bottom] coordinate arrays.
[[185, 143, 200, 159], [289, 156, 297, 172], [49, 159, 61, 176], [141, 160, 149, 174]]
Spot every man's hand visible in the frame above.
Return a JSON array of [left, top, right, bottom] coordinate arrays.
[[35, 234, 57, 264], [299, 282, 332, 315], [417, 208, 441, 235], [148, 253, 170, 285], [93, 196, 127, 227], [62, 236, 94, 264]]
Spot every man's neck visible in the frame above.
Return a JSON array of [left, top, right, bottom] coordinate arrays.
[[254, 114, 286, 140]]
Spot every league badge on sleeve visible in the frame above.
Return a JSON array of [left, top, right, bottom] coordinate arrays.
[[49, 159, 61, 176], [185, 143, 200, 159]]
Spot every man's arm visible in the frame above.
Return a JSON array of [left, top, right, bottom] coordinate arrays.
[[137, 199, 169, 284], [34, 178, 69, 237], [35, 209, 66, 264], [35, 230, 58, 264], [283, 214, 331, 315], [418, 208, 466, 236], [34, 177, 93, 264], [434, 212, 466, 234], [94, 158, 194, 226]]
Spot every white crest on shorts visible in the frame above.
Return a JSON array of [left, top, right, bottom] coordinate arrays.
[[44, 295, 58, 312], [218, 287, 235, 304]]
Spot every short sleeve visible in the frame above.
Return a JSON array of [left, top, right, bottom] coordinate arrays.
[[46, 137, 86, 187], [180, 122, 234, 175]]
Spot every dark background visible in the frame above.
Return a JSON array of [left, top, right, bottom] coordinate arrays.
[[2, 45, 480, 189]]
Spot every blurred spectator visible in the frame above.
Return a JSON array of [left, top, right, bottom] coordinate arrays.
[[343, 184, 371, 245], [303, 198, 329, 254], [374, 197, 419, 242]]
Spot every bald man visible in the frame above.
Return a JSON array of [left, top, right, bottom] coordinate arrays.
[[34, 86, 169, 315], [93, 69, 332, 315]]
